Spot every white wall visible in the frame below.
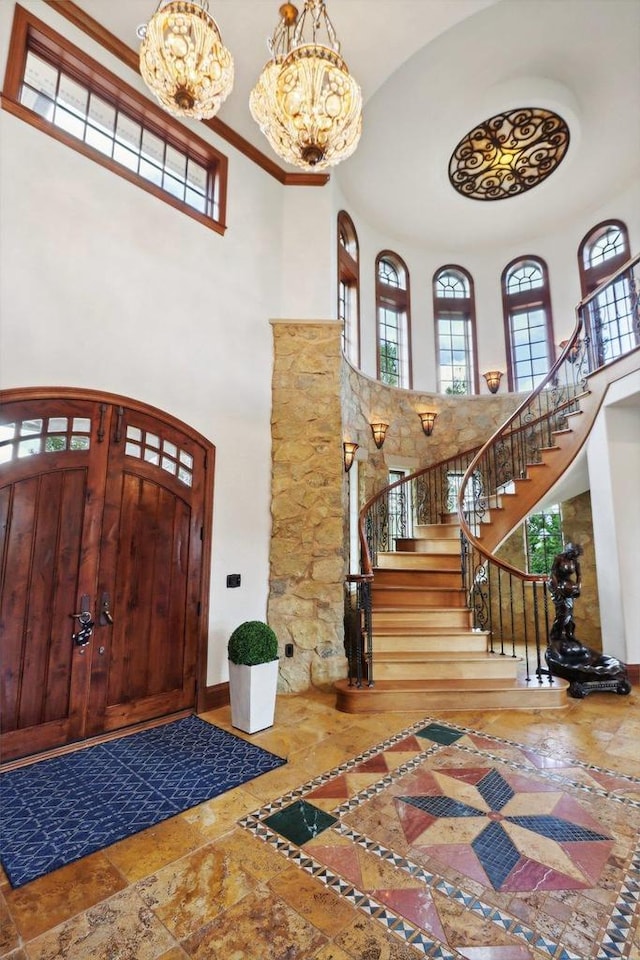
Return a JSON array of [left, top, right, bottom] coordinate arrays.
[[0, 1, 287, 686], [587, 371, 640, 665]]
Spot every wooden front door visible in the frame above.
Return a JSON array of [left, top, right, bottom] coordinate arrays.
[[0, 390, 213, 762]]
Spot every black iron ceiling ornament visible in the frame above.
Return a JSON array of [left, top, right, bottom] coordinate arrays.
[[448, 107, 570, 201]]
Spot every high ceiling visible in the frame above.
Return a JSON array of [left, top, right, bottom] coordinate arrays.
[[70, 0, 640, 251]]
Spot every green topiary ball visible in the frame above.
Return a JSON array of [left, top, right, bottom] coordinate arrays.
[[228, 620, 278, 666]]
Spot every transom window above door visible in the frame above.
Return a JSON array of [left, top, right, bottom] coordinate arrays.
[[0, 417, 91, 463]]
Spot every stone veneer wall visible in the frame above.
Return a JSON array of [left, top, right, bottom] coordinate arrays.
[[269, 336, 598, 695], [269, 321, 347, 693], [341, 362, 523, 508]]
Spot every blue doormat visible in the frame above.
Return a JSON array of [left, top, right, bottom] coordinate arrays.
[[0, 715, 285, 888]]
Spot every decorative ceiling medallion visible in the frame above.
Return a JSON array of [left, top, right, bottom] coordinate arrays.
[[448, 107, 570, 201]]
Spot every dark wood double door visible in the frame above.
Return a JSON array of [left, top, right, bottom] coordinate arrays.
[[0, 390, 213, 763]]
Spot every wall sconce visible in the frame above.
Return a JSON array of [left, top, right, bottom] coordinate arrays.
[[483, 370, 503, 394], [369, 421, 389, 449], [343, 441, 359, 473], [418, 412, 438, 436]]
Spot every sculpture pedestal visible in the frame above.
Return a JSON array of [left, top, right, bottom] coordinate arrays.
[[545, 638, 631, 699]]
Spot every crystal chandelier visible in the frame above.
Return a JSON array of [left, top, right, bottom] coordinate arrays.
[[250, 1, 362, 170], [138, 0, 234, 120]]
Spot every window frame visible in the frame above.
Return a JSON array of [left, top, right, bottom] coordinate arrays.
[[578, 220, 629, 297], [501, 255, 555, 392], [375, 250, 412, 389], [432, 264, 479, 395], [2, 4, 228, 234], [337, 210, 360, 366]]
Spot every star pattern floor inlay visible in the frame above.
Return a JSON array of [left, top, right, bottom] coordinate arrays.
[[240, 718, 640, 959]]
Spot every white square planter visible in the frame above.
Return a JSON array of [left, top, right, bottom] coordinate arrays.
[[228, 659, 279, 734]]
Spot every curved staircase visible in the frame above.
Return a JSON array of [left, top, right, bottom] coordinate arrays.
[[337, 255, 639, 714]]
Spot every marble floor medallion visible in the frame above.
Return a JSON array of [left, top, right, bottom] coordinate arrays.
[[241, 719, 640, 959]]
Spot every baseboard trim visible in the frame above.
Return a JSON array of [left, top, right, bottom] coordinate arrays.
[[626, 663, 639, 685], [201, 682, 230, 711]]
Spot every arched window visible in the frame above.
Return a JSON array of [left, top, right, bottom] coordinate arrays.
[[337, 211, 360, 364], [376, 252, 411, 388], [578, 220, 629, 296], [502, 257, 555, 392], [433, 265, 478, 394], [578, 220, 636, 363]]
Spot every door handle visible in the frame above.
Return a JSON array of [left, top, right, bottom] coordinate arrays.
[[100, 593, 114, 625], [71, 610, 94, 648]]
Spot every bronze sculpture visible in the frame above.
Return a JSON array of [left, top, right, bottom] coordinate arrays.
[[544, 542, 631, 698]]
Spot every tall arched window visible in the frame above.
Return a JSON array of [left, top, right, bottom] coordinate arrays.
[[433, 265, 478, 394], [337, 211, 360, 365], [376, 252, 411, 388], [578, 220, 629, 296], [502, 257, 555, 392], [578, 220, 635, 363]]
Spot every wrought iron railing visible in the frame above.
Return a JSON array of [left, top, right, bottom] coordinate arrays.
[[344, 254, 639, 688], [457, 253, 639, 682]]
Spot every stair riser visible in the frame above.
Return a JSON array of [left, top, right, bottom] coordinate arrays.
[[376, 553, 461, 571], [375, 660, 519, 681], [373, 635, 489, 653], [373, 571, 462, 588], [336, 685, 569, 713], [395, 539, 461, 555], [372, 590, 467, 608], [372, 611, 474, 628], [413, 524, 461, 539]]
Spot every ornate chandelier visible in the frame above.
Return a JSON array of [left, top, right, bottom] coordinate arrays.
[[250, 1, 362, 171], [448, 108, 570, 201], [138, 0, 234, 120]]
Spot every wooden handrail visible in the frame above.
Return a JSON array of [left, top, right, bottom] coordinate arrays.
[[457, 252, 640, 580]]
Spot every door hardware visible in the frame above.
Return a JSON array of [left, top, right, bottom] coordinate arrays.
[[71, 610, 94, 648], [100, 593, 114, 625]]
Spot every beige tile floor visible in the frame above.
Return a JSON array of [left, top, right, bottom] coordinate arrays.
[[1, 686, 638, 959]]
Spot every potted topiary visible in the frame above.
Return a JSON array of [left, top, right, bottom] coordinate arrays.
[[227, 620, 279, 734]]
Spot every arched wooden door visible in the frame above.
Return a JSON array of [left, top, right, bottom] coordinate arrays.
[[0, 389, 213, 762]]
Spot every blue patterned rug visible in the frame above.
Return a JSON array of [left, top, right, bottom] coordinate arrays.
[[0, 715, 285, 888]]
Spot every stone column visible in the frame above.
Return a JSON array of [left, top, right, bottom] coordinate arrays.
[[269, 320, 347, 692]]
